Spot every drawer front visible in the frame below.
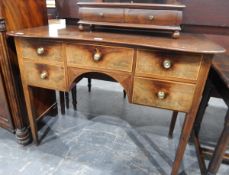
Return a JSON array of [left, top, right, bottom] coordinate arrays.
[[132, 78, 195, 112], [23, 62, 65, 90], [136, 50, 202, 81], [125, 9, 182, 26], [79, 8, 124, 23], [21, 40, 63, 63], [66, 44, 134, 72]]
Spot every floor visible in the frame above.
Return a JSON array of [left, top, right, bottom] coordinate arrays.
[[0, 79, 228, 175]]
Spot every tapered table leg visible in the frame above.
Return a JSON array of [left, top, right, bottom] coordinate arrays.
[[207, 110, 229, 175]]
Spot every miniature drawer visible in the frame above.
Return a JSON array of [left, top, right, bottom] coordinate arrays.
[[125, 9, 182, 26], [79, 8, 124, 23], [66, 44, 134, 72], [21, 39, 63, 63], [136, 50, 202, 81], [23, 61, 65, 90], [132, 77, 195, 112]]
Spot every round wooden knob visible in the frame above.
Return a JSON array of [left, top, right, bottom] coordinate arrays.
[[40, 71, 48, 79], [37, 47, 45, 55], [163, 59, 172, 69], [157, 91, 166, 100], [93, 49, 102, 61]]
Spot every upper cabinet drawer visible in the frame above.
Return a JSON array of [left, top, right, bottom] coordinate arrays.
[[79, 8, 124, 23], [21, 40, 63, 63], [136, 50, 202, 81], [66, 44, 134, 72], [125, 9, 182, 26]]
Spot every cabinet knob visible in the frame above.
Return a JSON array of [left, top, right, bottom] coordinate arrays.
[[99, 13, 104, 17], [93, 49, 102, 62], [163, 59, 172, 69], [157, 91, 166, 100], [40, 71, 48, 79], [149, 16, 154, 20], [37, 47, 45, 55]]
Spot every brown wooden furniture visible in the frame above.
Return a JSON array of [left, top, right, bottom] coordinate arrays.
[[0, 0, 57, 145], [181, 54, 229, 175], [8, 24, 224, 174], [78, 2, 185, 38]]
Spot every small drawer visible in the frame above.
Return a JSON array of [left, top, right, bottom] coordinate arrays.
[[79, 7, 124, 23], [125, 9, 182, 26], [23, 62, 65, 90], [136, 50, 202, 81], [66, 44, 134, 72], [132, 77, 195, 112], [21, 39, 63, 63]]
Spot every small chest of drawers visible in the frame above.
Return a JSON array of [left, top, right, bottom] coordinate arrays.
[[78, 2, 185, 38]]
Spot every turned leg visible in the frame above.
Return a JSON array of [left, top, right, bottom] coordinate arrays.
[[72, 85, 77, 110], [123, 90, 127, 99], [59, 91, 65, 115], [168, 111, 178, 138], [88, 78, 92, 92], [65, 92, 69, 109], [207, 110, 229, 175]]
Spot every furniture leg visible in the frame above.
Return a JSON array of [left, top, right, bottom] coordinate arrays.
[[192, 131, 207, 175], [168, 111, 178, 138], [193, 79, 213, 135], [88, 78, 92, 92], [23, 86, 39, 145], [171, 112, 198, 175], [59, 91, 65, 115], [72, 85, 77, 110], [123, 90, 127, 99], [65, 92, 69, 109], [207, 110, 229, 175]]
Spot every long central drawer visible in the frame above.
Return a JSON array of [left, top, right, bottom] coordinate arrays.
[[66, 44, 134, 72]]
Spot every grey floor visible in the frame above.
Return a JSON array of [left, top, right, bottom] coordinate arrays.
[[0, 79, 228, 175]]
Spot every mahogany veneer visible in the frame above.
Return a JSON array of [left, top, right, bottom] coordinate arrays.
[[8, 25, 224, 175], [77, 2, 185, 38]]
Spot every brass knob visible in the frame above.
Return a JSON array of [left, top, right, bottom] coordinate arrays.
[[99, 13, 104, 17], [163, 59, 172, 69], [157, 91, 166, 100], [78, 24, 84, 31], [93, 49, 102, 62], [40, 71, 48, 79], [37, 47, 45, 55], [149, 16, 154, 21]]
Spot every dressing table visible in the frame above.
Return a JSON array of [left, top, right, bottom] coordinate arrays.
[[8, 23, 224, 174]]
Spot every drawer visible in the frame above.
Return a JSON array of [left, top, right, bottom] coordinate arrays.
[[21, 39, 63, 63], [23, 62, 65, 90], [136, 50, 202, 81], [79, 8, 124, 23], [132, 78, 195, 112], [66, 44, 134, 72], [125, 9, 182, 26]]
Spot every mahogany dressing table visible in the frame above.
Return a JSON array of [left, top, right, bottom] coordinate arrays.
[[8, 23, 224, 174]]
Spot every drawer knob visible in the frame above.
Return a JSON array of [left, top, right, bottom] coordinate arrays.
[[163, 59, 172, 69], [149, 16, 154, 21], [157, 91, 166, 100], [37, 47, 45, 55], [93, 49, 102, 62], [99, 13, 104, 17], [40, 71, 48, 79]]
